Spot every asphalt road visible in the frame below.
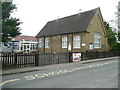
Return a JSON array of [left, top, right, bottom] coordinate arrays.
[[1, 58, 119, 88]]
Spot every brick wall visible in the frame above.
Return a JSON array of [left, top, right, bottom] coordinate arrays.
[[38, 52, 70, 66]]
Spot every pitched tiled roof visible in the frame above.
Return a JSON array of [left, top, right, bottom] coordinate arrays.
[[36, 7, 99, 37], [12, 35, 37, 41]]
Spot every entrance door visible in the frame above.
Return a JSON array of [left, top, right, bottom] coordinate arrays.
[[23, 44, 30, 53]]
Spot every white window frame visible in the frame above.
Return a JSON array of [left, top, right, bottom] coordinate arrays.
[[39, 39, 42, 48], [45, 38, 49, 48], [62, 37, 67, 48], [73, 36, 81, 49], [94, 32, 101, 49]]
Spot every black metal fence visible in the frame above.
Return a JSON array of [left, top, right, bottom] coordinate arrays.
[[81, 51, 120, 60], [0, 51, 119, 69]]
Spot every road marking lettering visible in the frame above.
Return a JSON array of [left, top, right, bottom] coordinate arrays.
[[2, 60, 117, 86], [66, 70, 74, 72], [100, 64, 104, 66], [0, 79, 20, 86], [91, 64, 97, 67], [24, 63, 107, 80], [25, 76, 35, 80], [96, 64, 102, 67], [89, 65, 92, 67], [72, 67, 84, 70], [35, 74, 45, 78], [24, 61, 118, 80], [109, 62, 112, 64], [43, 73, 49, 77], [104, 62, 112, 64], [47, 72, 55, 75], [104, 62, 110, 64], [80, 66, 89, 69], [51, 71, 60, 75], [59, 70, 67, 73]]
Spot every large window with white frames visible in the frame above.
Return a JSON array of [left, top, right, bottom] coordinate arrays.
[[39, 39, 42, 48], [73, 36, 81, 48], [62, 37, 67, 48], [94, 32, 101, 48], [45, 38, 49, 48]]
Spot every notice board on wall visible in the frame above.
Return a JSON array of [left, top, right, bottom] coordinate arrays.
[[72, 53, 81, 62]]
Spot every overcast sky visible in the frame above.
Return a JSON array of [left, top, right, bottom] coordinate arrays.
[[12, 0, 119, 36]]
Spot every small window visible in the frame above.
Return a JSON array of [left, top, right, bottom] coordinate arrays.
[[21, 46, 23, 50], [39, 39, 42, 48], [94, 32, 101, 48], [33, 44, 34, 50], [30, 44, 32, 50], [62, 37, 67, 48], [45, 38, 49, 48], [73, 36, 81, 49]]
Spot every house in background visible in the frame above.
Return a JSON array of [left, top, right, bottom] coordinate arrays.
[[1, 35, 38, 53], [36, 7, 109, 53]]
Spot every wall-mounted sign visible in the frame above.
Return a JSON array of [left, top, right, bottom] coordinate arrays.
[[89, 43, 93, 50], [102, 45, 104, 48], [72, 53, 81, 62], [82, 43, 86, 46]]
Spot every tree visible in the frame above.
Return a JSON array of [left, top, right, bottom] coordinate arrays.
[[110, 1, 120, 43], [104, 21, 120, 51], [1, 1, 22, 42]]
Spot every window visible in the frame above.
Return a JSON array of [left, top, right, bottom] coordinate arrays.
[[62, 37, 67, 48], [33, 44, 35, 50], [13, 42, 19, 50], [73, 36, 81, 48], [30, 43, 32, 50], [94, 32, 101, 48], [45, 38, 49, 48], [21, 45, 23, 50], [39, 39, 42, 48]]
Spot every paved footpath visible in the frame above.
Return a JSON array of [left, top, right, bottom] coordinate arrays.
[[1, 57, 119, 76]]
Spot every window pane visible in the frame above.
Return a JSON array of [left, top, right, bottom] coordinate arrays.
[[39, 39, 42, 48], [94, 32, 101, 48], [73, 36, 80, 48], [45, 38, 49, 48], [62, 37, 67, 48]]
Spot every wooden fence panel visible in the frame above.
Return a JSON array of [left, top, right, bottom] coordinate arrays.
[[1, 53, 37, 69]]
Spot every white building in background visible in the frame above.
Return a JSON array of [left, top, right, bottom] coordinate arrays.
[[10, 35, 38, 53]]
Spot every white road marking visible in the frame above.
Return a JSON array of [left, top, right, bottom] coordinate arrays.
[[25, 76, 35, 80], [104, 62, 111, 65], [59, 70, 67, 73], [35, 74, 45, 78], [43, 73, 49, 77], [66, 70, 74, 72], [51, 71, 60, 75]]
